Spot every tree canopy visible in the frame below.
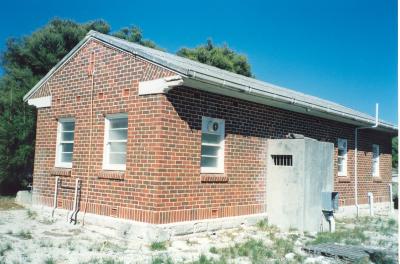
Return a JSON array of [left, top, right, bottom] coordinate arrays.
[[0, 19, 111, 194], [0, 19, 254, 194], [177, 39, 252, 77], [112, 26, 159, 49]]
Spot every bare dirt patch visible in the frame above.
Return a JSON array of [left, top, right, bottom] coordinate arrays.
[[0, 196, 23, 210], [0, 198, 397, 264]]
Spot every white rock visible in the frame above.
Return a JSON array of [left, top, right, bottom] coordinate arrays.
[[171, 240, 189, 250], [285, 252, 295, 260]]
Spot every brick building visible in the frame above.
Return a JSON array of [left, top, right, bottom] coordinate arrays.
[[24, 31, 397, 226]]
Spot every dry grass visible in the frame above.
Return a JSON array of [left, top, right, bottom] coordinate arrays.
[[0, 196, 23, 210]]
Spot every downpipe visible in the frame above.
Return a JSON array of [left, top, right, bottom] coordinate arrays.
[[69, 178, 81, 224], [368, 192, 374, 216], [328, 215, 335, 233], [82, 51, 96, 226], [322, 210, 336, 233], [354, 103, 379, 217]]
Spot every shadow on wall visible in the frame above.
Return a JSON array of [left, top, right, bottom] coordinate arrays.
[[166, 86, 391, 155]]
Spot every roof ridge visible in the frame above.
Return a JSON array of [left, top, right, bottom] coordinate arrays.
[[23, 30, 396, 131]]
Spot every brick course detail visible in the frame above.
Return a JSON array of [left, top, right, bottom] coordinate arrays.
[[31, 39, 393, 224]]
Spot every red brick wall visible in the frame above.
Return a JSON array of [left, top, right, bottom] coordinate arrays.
[[162, 87, 392, 214], [32, 39, 175, 222], [31, 39, 393, 224]]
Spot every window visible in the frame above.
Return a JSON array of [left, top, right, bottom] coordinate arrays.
[[201, 117, 225, 173], [372, 144, 380, 177], [55, 118, 75, 168], [271, 155, 293, 166], [103, 114, 128, 171], [337, 138, 347, 176]]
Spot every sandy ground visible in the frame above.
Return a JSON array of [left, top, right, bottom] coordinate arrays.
[[0, 199, 397, 264]]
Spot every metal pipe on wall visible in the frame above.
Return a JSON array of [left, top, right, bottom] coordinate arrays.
[[51, 176, 60, 217], [69, 178, 81, 224], [82, 51, 96, 226]]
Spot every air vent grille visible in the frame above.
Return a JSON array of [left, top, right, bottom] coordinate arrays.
[[271, 155, 293, 166]]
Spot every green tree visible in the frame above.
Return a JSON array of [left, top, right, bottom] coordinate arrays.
[[177, 39, 252, 77], [393, 137, 398, 168], [112, 26, 159, 49], [0, 19, 110, 194]]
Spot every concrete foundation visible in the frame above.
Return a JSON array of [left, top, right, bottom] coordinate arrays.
[[335, 202, 393, 218], [266, 136, 334, 232], [24, 196, 267, 243]]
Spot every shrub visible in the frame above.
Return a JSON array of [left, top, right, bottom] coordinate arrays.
[[219, 239, 272, 263], [80, 257, 124, 264], [26, 209, 37, 219], [309, 227, 367, 246], [0, 242, 12, 256], [273, 238, 294, 257], [209, 246, 218, 254], [16, 229, 32, 239], [151, 256, 174, 264], [150, 241, 167, 251], [191, 254, 225, 264], [256, 219, 268, 230], [44, 257, 56, 264]]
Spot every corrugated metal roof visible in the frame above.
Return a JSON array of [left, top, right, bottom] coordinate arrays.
[[24, 30, 397, 133]]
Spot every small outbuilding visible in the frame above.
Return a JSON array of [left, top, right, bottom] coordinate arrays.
[[24, 31, 397, 233]]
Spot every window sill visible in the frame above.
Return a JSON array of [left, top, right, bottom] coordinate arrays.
[[337, 176, 351, 183], [201, 174, 228, 183], [98, 170, 125, 180], [50, 168, 71, 177], [372, 177, 383, 183]]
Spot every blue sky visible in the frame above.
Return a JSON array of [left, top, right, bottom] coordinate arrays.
[[0, 0, 397, 124]]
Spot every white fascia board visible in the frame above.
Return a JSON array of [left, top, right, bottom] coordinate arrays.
[[28, 96, 52, 108], [138, 75, 183, 95]]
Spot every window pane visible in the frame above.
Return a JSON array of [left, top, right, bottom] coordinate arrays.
[[338, 164, 343, 173], [202, 133, 221, 145], [110, 142, 127, 153], [110, 118, 128, 129], [61, 131, 74, 141], [109, 129, 127, 140], [201, 145, 219, 156], [61, 143, 73, 153], [201, 156, 218, 168], [61, 152, 72, 163], [62, 122, 75, 131], [109, 153, 126, 165]]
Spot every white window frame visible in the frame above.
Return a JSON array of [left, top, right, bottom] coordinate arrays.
[[201, 116, 225, 174], [103, 113, 128, 171], [55, 118, 75, 168], [337, 138, 347, 176], [372, 144, 380, 177]]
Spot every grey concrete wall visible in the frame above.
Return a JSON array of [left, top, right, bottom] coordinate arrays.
[[266, 137, 334, 232], [15, 191, 32, 207]]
